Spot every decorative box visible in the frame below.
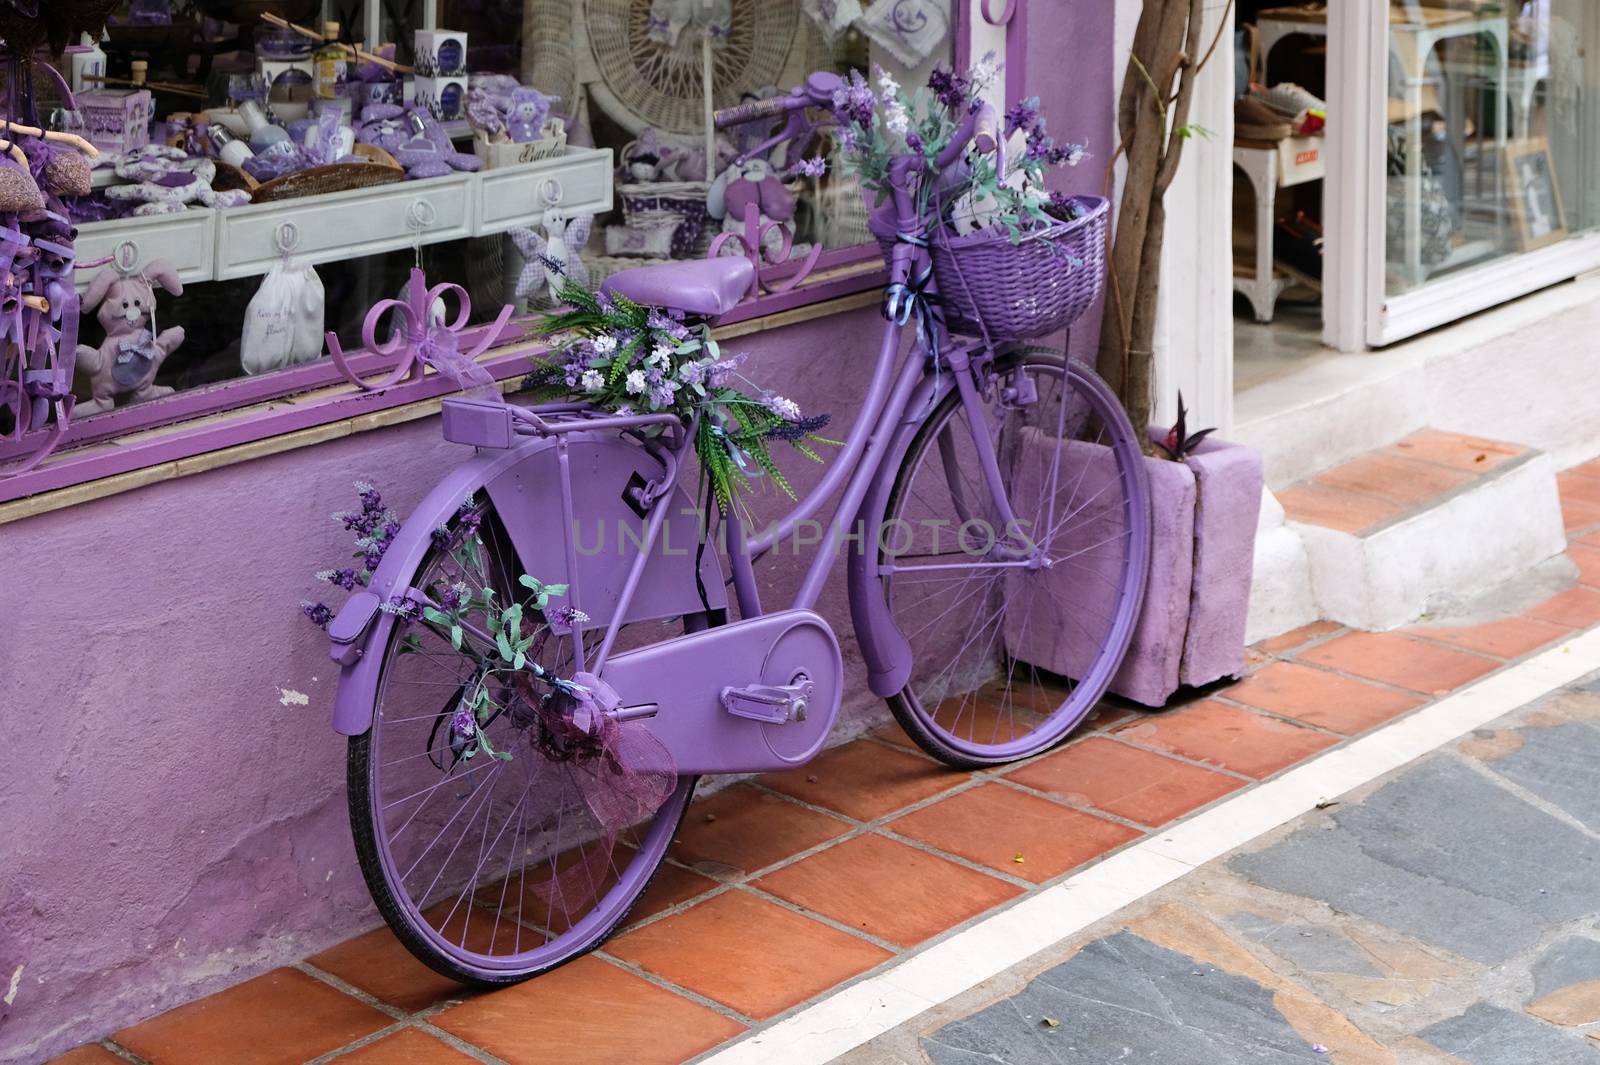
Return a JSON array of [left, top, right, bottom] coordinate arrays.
[[415, 75, 468, 122], [414, 30, 467, 77], [76, 88, 153, 153], [471, 119, 566, 170]]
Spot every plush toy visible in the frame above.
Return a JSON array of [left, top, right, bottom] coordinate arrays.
[[74, 260, 184, 412], [506, 88, 557, 143], [357, 103, 480, 179], [102, 146, 251, 216], [708, 157, 799, 258], [510, 210, 593, 304]]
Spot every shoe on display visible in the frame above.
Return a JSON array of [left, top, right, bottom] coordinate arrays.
[[1250, 82, 1328, 134], [1274, 212, 1323, 286], [1235, 95, 1292, 142]]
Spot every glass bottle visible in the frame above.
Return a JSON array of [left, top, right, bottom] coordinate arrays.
[[208, 125, 254, 168], [314, 22, 348, 100]]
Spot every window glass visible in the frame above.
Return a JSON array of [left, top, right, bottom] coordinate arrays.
[[1384, 0, 1600, 295], [45, 0, 952, 425]]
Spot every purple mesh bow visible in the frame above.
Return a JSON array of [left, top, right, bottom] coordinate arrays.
[[325, 267, 512, 398]]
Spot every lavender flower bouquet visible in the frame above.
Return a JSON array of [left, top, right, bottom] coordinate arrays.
[[532, 281, 835, 514], [833, 57, 1089, 244]]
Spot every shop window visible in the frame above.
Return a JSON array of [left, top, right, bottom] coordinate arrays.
[[1383, 0, 1599, 295], [11, 0, 959, 482]]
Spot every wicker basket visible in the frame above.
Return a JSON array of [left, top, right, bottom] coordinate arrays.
[[619, 180, 712, 258], [874, 195, 1109, 342], [250, 144, 404, 203]]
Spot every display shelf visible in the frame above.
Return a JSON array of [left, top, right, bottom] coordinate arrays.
[[75, 207, 218, 289], [216, 172, 474, 280], [74, 147, 613, 288], [475, 149, 611, 235]]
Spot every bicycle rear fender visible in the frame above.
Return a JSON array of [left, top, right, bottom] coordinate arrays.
[[845, 369, 953, 698], [329, 432, 725, 736]]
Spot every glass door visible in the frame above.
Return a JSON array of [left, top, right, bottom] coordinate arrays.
[[1327, 0, 1600, 349]]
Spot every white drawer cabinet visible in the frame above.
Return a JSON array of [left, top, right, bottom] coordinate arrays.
[[213, 174, 475, 280], [474, 147, 613, 235], [75, 209, 216, 291]]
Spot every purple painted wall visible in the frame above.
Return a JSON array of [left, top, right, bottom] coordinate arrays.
[[0, 4, 1116, 1059]]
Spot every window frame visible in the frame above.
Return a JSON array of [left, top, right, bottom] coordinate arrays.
[[2, 0, 1025, 505]]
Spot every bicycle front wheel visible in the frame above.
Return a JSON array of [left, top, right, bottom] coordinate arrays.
[[347, 498, 695, 986], [877, 349, 1151, 768]]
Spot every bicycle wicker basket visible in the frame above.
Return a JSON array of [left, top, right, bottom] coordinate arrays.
[[874, 194, 1109, 342]]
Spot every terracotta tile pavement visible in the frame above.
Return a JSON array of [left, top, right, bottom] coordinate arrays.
[[50, 482, 1600, 1065], [1224, 660, 1425, 734], [1526, 585, 1600, 628], [1005, 736, 1246, 827], [1255, 619, 1341, 655], [1276, 482, 1407, 534], [753, 832, 1022, 946], [1405, 615, 1572, 659], [604, 889, 891, 1019], [759, 738, 962, 820], [113, 968, 390, 1065], [667, 782, 849, 878], [1384, 428, 1524, 471], [1312, 452, 1475, 505], [432, 955, 745, 1064], [888, 782, 1140, 883], [1298, 631, 1498, 694], [1568, 543, 1600, 588], [332, 1029, 482, 1064], [1111, 699, 1340, 779]]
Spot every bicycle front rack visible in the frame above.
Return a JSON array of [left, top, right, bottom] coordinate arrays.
[[440, 397, 681, 448]]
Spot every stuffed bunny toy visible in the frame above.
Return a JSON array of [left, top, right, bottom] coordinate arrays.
[[708, 157, 799, 258], [74, 260, 184, 413]]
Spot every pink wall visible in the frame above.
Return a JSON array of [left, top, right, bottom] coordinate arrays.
[[0, 7, 1114, 1058]]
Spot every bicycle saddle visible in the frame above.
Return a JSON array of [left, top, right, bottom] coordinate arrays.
[[601, 257, 754, 318]]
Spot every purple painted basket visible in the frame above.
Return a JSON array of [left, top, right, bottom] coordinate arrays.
[[875, 194, 1108, 342]]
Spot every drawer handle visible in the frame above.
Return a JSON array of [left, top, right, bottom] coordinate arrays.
[[114, 239, 140, 272], [540, 178, 564, 205], [407, 199, 439, 230], [274, 221, 301, 254]]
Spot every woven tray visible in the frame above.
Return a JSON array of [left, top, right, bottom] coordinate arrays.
[[250, 144, 404, 203]]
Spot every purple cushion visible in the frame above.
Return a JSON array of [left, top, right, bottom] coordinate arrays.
[[602, 256, 754, 317]]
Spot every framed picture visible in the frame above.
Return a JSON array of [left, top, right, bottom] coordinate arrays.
[[1506, 138, 1567, 251]]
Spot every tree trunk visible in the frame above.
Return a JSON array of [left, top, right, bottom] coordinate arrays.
[[1098, 0, 1209, 448]]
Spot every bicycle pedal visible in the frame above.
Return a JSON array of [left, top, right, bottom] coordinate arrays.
[[720, 675, 814, 725]]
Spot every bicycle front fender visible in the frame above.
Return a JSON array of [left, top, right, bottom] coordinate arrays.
[[845, 368, 955, 698]]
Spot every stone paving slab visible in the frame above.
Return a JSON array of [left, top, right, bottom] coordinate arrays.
[[840, 674, 1600, 1065]]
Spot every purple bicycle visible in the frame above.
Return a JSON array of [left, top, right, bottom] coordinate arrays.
[[326, 72, 1152, 984]]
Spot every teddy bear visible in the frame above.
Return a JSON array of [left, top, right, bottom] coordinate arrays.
[[505, 87, 556, 143], [74, 259, 185, 413]]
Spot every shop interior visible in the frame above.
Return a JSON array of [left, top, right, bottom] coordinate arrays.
[[1231, 0, 1587, 383]]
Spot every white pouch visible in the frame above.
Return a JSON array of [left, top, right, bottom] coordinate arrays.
[[241, 256, 326, 375]]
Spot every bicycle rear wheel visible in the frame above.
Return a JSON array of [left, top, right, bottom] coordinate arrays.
[[347, 499, 695, 986], [877, 348, 1151, 768]]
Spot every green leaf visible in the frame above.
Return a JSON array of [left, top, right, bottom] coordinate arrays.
[[513, 650, 525, 670], [496, 631, 514, 661], [450, 624, 463, 651], [518, 574, 542, 591], [422, 606, 450, 625]]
